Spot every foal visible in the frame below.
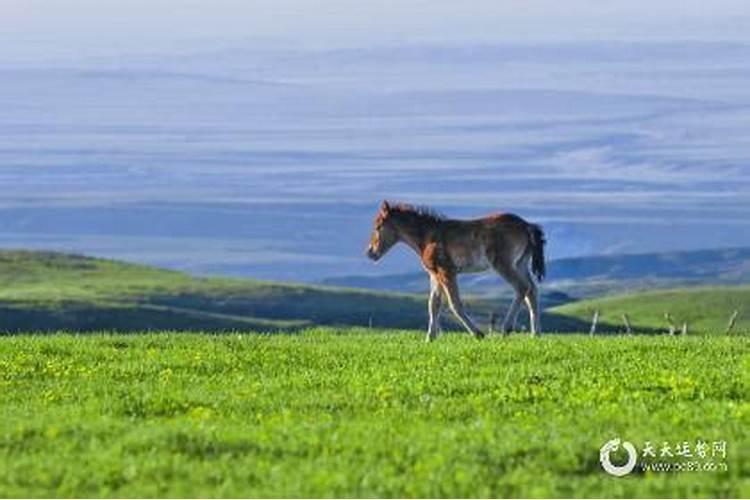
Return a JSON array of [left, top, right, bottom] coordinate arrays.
[[366, 201, 546, 340]]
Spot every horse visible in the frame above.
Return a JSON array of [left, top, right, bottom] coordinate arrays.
[[366, 201, 546, 341]]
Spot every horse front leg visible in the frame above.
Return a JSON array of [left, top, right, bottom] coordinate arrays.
[[440, 275, 485, 339], [426, 276, 444, 342]]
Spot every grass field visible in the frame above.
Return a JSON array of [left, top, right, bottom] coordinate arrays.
[[1, 331, 748, 498]]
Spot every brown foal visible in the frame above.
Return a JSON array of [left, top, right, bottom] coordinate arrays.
[[366, 201, 546, 340]]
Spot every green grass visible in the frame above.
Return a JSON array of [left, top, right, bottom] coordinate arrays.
[[552, 286, 750, 334], [1, 331, 748, 498]]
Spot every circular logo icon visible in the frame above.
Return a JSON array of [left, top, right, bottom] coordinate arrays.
[[600, 438, 638, 477]]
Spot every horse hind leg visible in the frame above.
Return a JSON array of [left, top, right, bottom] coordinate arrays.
[[500, 294, 524, 335], [524, 293, 540, 335], [519, 268, 541, 336], [507, 252, 541, 336], [493, 261, 528, 335]]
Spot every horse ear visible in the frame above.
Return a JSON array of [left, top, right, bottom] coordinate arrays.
[[380, 200, 391, 214]]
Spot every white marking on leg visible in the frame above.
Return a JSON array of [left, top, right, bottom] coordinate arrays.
[[524, 295, 536, 335], [524, 284, 541, 336]]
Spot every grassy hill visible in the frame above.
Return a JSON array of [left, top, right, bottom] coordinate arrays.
[[551, 286, 750, 334], [1, 250, 747, 335], [0, 250, 431, 333], [0, 250, 600, 334]]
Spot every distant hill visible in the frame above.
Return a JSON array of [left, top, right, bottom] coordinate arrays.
[[321, 247, 750, 300]]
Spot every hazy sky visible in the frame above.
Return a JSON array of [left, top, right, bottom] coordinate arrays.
[[3, 0, 750, 61], [2, 1, 749, 279]]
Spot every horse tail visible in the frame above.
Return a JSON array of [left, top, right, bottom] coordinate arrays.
[[527, 223, 546, 282]]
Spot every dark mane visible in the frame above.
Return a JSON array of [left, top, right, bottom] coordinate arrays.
[[390, 203, 446, 226]]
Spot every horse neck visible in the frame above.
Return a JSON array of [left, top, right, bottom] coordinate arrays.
[[393, 214, 435, 254]]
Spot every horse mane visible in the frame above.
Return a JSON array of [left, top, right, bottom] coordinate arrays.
[[389, 203, 446, 227]]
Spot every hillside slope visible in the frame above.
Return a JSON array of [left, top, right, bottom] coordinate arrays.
[[551, 286, 750, 334], [0, 251, 430, 333], [2, 250, 746, 335], [0, 250, 597, 334]]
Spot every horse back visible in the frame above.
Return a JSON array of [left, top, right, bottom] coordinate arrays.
[[433, 213, 531, 273]]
